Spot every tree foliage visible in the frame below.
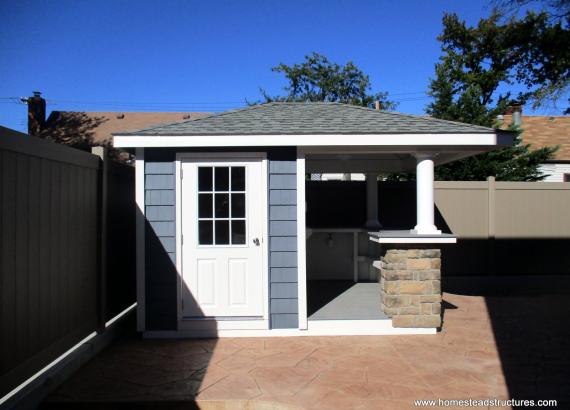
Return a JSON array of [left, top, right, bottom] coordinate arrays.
[[260, 52, 397, 110], [493, 0, 570, 110], [428, 12, 559, 181]]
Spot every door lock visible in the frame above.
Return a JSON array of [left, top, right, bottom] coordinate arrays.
[[253, 238, 260, 246]]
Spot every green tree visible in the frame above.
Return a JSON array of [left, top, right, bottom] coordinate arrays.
[[259, 52, 397, 110], [494, 0, 570, 112], [428, 12, 559, 181]]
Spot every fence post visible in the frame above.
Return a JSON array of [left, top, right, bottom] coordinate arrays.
[[487, 176, 496, 277], [92, 146, 108, 332]]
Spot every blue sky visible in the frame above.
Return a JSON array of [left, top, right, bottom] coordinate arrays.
[[0, 0, 561, 132]]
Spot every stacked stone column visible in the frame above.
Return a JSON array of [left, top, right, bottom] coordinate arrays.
[[379, 247, 442, 328]]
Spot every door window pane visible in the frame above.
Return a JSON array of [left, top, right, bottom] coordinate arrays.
[[231, 193, 245, 218], [215, 167, 229, 191], [215, 220, 229, 244], [196, 164, 248, 247], [231, 220, 246, 244], [198, 167, 212, 191], [215, 194, 229, 218], [198, 221, 213, 245], [231, 167, 245, 191], [198, 194, 212, 218]]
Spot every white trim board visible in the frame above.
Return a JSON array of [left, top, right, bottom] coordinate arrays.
[[296, 149, 308, 330], [115, 133, 510, 148], [174, 152, 270, 328], [135, 148, 146, 332], [370, 236, 457, 244], [143, 319, 436, 338]]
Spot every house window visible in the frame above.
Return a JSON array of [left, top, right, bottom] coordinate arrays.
[[197, 166, 246, 245]]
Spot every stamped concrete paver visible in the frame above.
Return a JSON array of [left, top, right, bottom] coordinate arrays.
[[45, 292, 570, 409]]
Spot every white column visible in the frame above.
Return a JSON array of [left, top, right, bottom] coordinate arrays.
[[414, 154, 441, 235], [365, 173, 381, 230]]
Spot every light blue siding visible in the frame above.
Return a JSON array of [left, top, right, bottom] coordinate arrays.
[[270, 268, 297, 283], [146, 174, 175, 190], [269, 237, 297, 252], [269, 190, 296, 205], [269, 161, 296, 174], [159, 237, 176, 253], [149, 221, 176, 236], [143, 149, 299, 331], [268, 154, 298, 329], [145, 162, 174, 174], [269, 205, 296, 220], [269, 174, 297, 189], [270, 314, 298, 329], [146, 190, 175, 205], [146, 205, 175, 222], [270, 221, 297, 236], [270, 283, 298, 298], [270, 298, 299, 314], [270, 252, 297, 267], [145, 156, 177, 330]]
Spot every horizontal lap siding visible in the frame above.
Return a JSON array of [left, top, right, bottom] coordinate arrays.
[[144, 158, 177, 330], [143, 148, 299, 331], [268, 155, 299, 329]]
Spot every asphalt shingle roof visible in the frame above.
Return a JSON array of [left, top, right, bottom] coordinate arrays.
[[115, 102, 500, 136]]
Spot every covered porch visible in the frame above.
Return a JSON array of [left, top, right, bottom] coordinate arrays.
[[299, 149, 483, 333]]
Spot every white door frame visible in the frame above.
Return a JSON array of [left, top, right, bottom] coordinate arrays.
[[175, 152, 269, 329]]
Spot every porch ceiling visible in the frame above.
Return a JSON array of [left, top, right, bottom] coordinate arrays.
[[306, 150, 488, 173]]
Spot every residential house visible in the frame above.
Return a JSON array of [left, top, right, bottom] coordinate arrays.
[[501, 106, 570, 182]]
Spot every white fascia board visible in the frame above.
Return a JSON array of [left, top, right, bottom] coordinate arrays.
[[114, 133, 508, 148]]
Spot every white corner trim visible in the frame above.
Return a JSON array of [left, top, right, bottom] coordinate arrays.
[[296, 149, 308, 330], [174, 155, 183, 324], [114, 133, 508, 148], [135, 148, 146, 332]]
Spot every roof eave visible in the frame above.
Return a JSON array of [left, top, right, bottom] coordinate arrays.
[[113, 131, 513, 149]]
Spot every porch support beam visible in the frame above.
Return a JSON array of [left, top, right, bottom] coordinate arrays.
[[413, 154, 441, 235], [365, 173, 382, 230]]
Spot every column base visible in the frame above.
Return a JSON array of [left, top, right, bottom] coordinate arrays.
[[411, 226, 441, 235], [378, 246, 442, 328]]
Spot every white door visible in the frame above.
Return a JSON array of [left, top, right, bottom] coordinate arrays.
[[180, 156, 265, 318]]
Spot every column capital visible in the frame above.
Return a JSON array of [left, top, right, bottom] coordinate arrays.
[[414, 152, 438, 161]]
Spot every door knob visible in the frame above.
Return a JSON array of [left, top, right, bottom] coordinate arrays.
[[253, 238, 260, 246]]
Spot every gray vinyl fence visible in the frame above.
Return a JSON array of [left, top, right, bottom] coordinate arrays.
[[0, 126, 136, 398], [306, 179, 570, 277]]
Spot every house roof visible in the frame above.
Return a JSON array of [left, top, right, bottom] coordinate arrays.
[[44, 111, 211, 144], [502, 114, 570, 161], [114, 102, 501, 136]]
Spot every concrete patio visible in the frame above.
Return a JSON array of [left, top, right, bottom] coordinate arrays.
[[42, 292, 570, 409]]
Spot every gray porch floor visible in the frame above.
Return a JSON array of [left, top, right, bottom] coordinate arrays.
[[307, 281, 388, 320]]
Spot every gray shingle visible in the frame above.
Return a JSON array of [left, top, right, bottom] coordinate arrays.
[[115, 102, 500, 136]]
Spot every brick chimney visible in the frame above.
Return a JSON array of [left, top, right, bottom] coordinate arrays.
[[27, 91, 46, 136]]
